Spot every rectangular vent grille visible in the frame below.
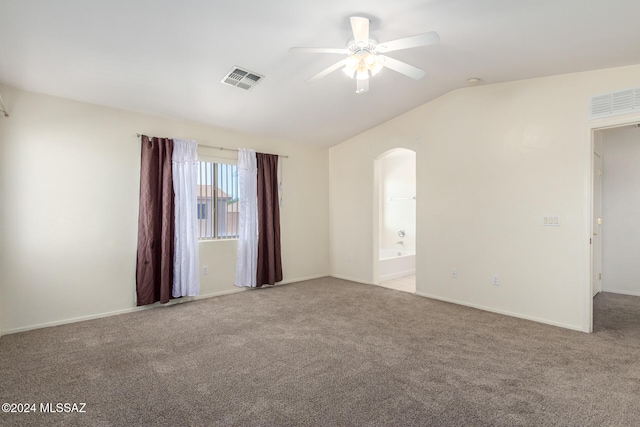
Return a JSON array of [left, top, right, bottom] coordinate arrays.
[[221, 67, 264, 90], [589, 87, 640, 119]]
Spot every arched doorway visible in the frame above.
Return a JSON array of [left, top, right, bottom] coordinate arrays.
[[374, 148, 416, 293]]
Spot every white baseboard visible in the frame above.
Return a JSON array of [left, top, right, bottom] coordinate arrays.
[[2, 288, 247, 335], [415, 291, 587, 333], [280, 274, 329, 285], [3, 306, 150, 336], [601, 288, 640, 297], [2, 275, 331, 335], [329, 274, 375, 285]]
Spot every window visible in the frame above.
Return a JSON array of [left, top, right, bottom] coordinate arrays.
[[197, 161, 239, 240]]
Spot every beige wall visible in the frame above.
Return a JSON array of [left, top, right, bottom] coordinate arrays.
[[0, 85, 329, 333], [330, 64, 640, 332]]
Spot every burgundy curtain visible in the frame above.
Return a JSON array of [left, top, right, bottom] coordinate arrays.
[[256, 153, 283, 287], [136, 135, 175, 305]]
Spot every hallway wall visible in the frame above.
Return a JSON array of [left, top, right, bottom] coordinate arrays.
[[601, 125, 640, 296]]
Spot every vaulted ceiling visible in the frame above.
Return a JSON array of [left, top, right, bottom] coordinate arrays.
[[2, 0, 640, 146]]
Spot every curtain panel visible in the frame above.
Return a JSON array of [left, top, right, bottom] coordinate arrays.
[[256, 153, 283, 287], [136, 136, 175, 306], [235, 149, 258, 287], [172, 139, 200, 297]]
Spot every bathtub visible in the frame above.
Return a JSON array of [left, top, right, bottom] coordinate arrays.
[[379, 249, 416, 282]]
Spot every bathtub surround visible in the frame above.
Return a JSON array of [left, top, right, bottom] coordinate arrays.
[[379, 249, 415, 258], [379, 250, 416, 283]]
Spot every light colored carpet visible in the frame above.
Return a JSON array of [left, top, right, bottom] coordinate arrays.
[[1, 277, 639, 426]]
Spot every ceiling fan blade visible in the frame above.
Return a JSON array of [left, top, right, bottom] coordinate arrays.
[[289, 47, 348, 54], [306, 58, 349, 83], [350, 16, 369, 43], [376, 31, 440, 53], [378, 55, 427, 80]]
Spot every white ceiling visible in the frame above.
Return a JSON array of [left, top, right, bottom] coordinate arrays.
[[2, 0, 640, 147]]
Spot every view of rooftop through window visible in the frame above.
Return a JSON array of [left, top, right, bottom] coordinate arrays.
[[197, 161, 239, 239]]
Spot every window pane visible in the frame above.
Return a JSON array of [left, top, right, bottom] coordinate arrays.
[[197, 161, 238, 240]]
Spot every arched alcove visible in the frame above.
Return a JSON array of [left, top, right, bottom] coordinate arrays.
[[374, 148, 416, 292]]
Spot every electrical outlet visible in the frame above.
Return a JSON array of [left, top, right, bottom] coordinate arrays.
[[451, 269, 457, 278], [203, 266, 208, 275], [492, 275, 499, 286]]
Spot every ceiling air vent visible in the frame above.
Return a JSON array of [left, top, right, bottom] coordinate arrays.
[[589, 87, 640, 119], [221, 67, 264, 90]]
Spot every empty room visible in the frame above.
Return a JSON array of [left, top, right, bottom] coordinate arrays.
[[1, 0, 640, 425]]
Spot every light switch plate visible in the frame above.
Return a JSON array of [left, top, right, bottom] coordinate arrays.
[[543, 216, 561, 226]]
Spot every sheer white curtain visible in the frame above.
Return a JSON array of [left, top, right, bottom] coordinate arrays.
[[235, 148, 258, 287], [172, 139, 200, 297]]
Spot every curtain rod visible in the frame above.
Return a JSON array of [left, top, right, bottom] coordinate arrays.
[[135, 133, 288, 158]]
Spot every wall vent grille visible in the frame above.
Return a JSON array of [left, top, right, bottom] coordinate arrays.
[[589, 87, 640, 119], [221, 67, 264, 90]]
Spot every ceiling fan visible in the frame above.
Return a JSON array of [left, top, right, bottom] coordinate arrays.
[[290, 16, 439, 94]]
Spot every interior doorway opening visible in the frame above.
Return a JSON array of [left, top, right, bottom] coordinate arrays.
[[374, 148, 416, 293], [591, 122, 640, 332]]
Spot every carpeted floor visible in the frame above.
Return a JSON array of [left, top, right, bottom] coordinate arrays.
[[1, 277, 639, 426]]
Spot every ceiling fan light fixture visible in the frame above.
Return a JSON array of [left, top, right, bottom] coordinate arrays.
[[362, 52, 384, 77], [356, 67, 369, 81], [364, 52, 376, 66], [369, 62, 383, 77], [343, 56, 359, 78]]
